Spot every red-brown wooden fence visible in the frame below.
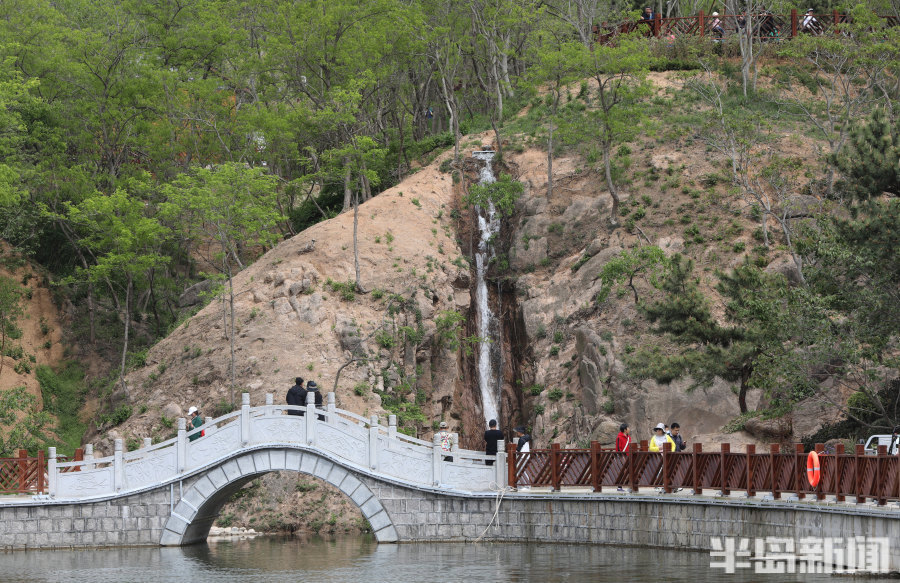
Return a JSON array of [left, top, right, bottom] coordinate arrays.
[[507, 441, 900, 505], [596, 10, 897, 44], [0, 449, 83, 495]]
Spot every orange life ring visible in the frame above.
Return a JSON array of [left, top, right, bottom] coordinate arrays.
[[806, 451, 821, 488]]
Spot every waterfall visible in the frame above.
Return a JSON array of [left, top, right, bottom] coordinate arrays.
[[472, 151, 500, 425]]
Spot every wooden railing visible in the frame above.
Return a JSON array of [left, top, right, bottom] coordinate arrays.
[[0, 449, 83, 495], [507, 441, 900, 506], [596, 9, 898, 43]]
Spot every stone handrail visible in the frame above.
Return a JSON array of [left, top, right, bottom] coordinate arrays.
[[48, 392, 505, 499]]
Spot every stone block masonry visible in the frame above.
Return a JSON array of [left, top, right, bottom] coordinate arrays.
[[0, 489, 173, 550]]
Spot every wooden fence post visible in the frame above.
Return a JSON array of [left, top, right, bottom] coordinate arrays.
[[746, 444, 755, 496], [854, 443, 865, 503], [590, 441, 600, 492], [796, 444, 806, 500], [771, 444, 780, 499], [629, 442, 637, 493], [37, 450, 45, 494], [832, 9, 839, 35], [662, 442, 671, 493], [721, 443, 730, 495], [791, 9, 798, 37], [653, 12, 661, 36], [692, 443, 702, 495], [550, 443, 561, 491], [877, 444, 886, 505], [17, 450, 27, 493], [507, 442, 517, 488], [833, 443, 844, 502]]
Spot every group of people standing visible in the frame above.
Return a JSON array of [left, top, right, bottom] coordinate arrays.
[[286, 376, 323, 419], [616, 422, 687, 453]]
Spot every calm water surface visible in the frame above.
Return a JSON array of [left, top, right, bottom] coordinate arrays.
[[0, 535, 885, 583]]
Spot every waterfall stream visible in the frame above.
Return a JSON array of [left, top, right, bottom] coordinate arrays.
[[472, 151, 500, 425]]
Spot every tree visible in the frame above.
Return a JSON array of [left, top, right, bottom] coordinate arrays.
[[0, 386, 52, 456], [161, 163, 282, 404], [778, 6, 900, 195], [65, 180, 170, 394], [531, 38, 584, 198], [0, 276, 23, 378], [578, 33, 652, 226], [596, 245, 667, 304], [831, 107, 900, 200], [633, 255, 789, 413], [690, 69, 809, 284]]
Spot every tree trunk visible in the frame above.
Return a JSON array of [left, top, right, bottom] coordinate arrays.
[[547, 122, 554, 198], [119, 275, 132, 395], [603, 141, 620, 226], [353, 190, 362, 291], [228, 266, 236, 406], [739, 364, 752, 414], [342, 159, 352, 211]]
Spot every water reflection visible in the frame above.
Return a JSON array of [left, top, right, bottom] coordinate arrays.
[[0, 536, 886, 582]]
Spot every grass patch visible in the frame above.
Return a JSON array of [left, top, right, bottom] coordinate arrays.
[[36, 362, 88, 456]]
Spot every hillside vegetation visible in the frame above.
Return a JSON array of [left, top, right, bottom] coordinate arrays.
[[0, 1, 898, 534]]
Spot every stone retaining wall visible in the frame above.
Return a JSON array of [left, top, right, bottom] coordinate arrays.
[[0, 489, 172, 550]]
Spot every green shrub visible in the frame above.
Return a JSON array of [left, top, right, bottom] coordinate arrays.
[[547, 388, 564, 401]]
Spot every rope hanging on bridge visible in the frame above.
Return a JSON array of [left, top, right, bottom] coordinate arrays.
[[472, 481, 515, 544]]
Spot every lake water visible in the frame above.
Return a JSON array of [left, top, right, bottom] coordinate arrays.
[[0, 535, 886, 582]]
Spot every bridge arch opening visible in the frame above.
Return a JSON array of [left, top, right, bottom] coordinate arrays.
[[160, 448, 398, 546]]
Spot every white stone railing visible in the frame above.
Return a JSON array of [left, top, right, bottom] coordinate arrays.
[[50, 392, 507, 499]]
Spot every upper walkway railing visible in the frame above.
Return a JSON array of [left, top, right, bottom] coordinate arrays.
[[1, 392, 505, 500], [596, 9, 898, 43], [508, 440, 900, 505]]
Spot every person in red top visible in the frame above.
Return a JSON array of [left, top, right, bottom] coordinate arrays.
[[615, 423, 631, 452], [615, 423, 631, 492]]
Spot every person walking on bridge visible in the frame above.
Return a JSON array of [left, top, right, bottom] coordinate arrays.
[[483, 419, 504, 466], [616, 423, 631, 453], [286, 377, 307, 416], [649, 422, 675, 452], [670, 422, 687, 452], [188, 406, 203, 442]]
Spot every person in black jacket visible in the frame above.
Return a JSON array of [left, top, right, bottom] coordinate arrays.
[[286, 377, 306, 416], [514, 426, 531, 452], [670, 422, 687, 451], [306, 380, 324, 420], [483, 419, 505, 466]]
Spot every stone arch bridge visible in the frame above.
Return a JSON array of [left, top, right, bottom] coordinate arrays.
[[3, 392, 900, 573]]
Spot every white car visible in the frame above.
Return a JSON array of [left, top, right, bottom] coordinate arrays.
[[863, 434, 897, 455]]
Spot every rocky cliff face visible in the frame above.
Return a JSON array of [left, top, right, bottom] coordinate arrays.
[[105, 118, 840, 464], [110, 140, 495, 454]]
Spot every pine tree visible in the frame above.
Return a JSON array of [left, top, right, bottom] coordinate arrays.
[[832, 108, 900, 200]]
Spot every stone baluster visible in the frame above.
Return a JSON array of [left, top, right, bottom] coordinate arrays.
[[451, 433, 459, 455], [143, 437, 152, 449], [369, 416, 379, 471], [306, 392, 317, 445], [204, 416, 212, 431], [432, 434, 442, 486], [327, 392, 336, 425], [48, 447, 57, 497], [84, 444, 94, 471], [177, 417, 187, 472], [496, 439, 506, 486], [388, 415, 397, 440], [265, 393, 273, 417], [240, 393, 250, 446], [113, 439, 124, 492]]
